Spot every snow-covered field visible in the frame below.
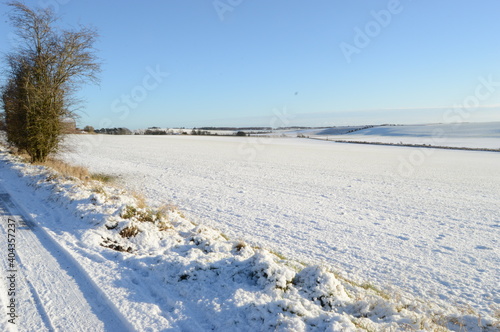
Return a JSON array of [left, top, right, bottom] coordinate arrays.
[[281, 122, 500, 150], [60, 127, 500, 322], [4, 144, 498, 331]]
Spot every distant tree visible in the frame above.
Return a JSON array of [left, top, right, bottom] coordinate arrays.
[[95, 127, 132, 135], [116, 128, 132, 135], [145, 129, 167, 135], [83, 125, 95, 133], [1, 1, 100, 162], [235, 131, 247, 136]]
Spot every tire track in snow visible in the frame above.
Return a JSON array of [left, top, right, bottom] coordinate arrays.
[[0, 188, 133, 332], [0, 201, 52, 332]]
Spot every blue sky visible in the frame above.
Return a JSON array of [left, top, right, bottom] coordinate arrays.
[[1, 0, 500, 129]]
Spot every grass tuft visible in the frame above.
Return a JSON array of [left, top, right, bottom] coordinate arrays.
[[101, 238, 132, 252], [121, 205, 168, 223], [121, 205, 139, 220], [119, 225, 140, 238], [90, 173, 117, 183], [269, 249, 287, 261], [233, 241, 247, 252], [158, 221, 172, 231], [91, 185, 105, 194], [128, 191, 147, 209]]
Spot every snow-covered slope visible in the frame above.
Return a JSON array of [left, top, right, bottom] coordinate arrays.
[[1, 142, 498, 330], [346, 122, 500, 138], [60, 134, 500, 322], [313, 122, 500, 150]]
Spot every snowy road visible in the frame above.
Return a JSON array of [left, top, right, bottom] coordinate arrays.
[[61, 134, 500, 317], [0, 185, 131, 332]]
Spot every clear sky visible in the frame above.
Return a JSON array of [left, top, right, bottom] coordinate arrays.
[[1, 0, 500, 129]]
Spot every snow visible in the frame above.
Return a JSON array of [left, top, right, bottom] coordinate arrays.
[[59, 127, 500, 321], [0, 122, 499, 330], [287, 122, 500, 150]]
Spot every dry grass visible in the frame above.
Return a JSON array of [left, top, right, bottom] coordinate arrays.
[[26, 153, 176, 233], [233, 241, 247, 252], [158, 221, 172, 231], [90, 185, 105, 194], [90, 173, 117, 183], [334, 274, 391, 301], [4, 147, 87, 181], [121, 205, 152, 222], [351, 318, 376, 332], [101, 237, 132, 252], [119, 225, 140, 238], [121, 205, 139, 220], [494, 306, 500, 320], [34, 157, 89, 180], [11, 149, 31, 162], [130, 191, 147, 209], [157, 203, 185, 219], [157, 203, 178, 215], [4, 145, 114, 185], [269, 249, 287, 261], [360, 283, 390, 300], [32, 156, 117, 187], [121, 205, 167, 223]]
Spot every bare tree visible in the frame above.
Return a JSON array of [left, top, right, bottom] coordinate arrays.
[[1, 1, 100, 162]]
